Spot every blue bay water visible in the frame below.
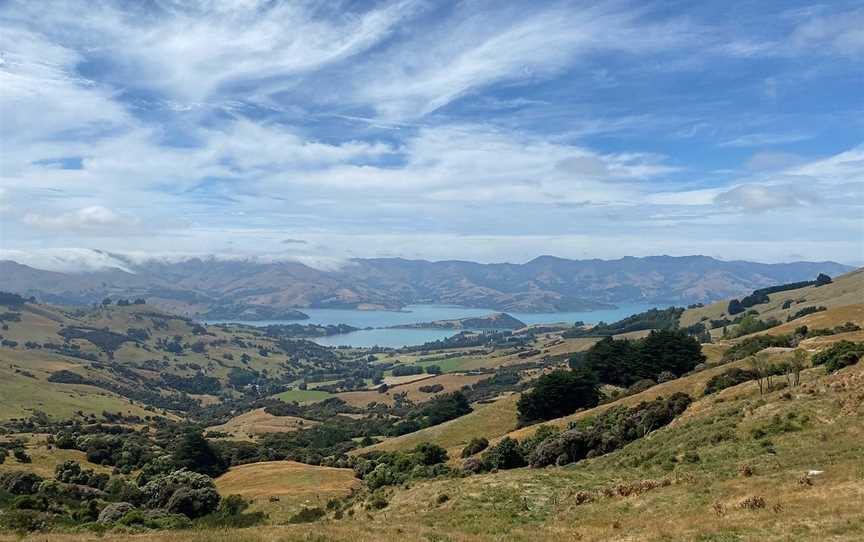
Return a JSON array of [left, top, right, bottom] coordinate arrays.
[[219, 303, 669, 348]]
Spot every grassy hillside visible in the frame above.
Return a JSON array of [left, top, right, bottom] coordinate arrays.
[[679, 268, 863, 330], [205, 408, 318, 440], [4, 348, 862, 541], [358, 393, 521, 457], [214, 461, 361, 522]]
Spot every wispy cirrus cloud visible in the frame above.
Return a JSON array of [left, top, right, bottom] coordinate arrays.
[[1, 0, 862, 264]]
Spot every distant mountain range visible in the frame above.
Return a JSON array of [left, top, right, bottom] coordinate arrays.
[[0, 254, 853, 315]]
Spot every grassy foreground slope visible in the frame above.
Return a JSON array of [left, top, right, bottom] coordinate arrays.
[[4, 353, 862, 541]]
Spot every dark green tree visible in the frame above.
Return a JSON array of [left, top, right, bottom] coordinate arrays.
[[517, 368, 600, 424], [173, 431, 227, 478]]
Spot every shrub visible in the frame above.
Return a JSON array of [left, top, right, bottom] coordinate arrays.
[[288, 506, 325, 523], [55, 460, 109, 490], [0, 471, 43, 495], [481, 437, 526, 470], [166, 487, 221, 519], [460, 437, 489, 458], [723, 335, 792, 362], [704, 367, 758, 395], [462, 457, 483, 474], [13, 449, 31, 463], [196, 494, 265, 528], [657, 371, 677, 383], [811, 341, 864, 373], [418, 383, 444, 394], [98, 502, 136, 524], [529, 393, 692, 468], [0, 509, 48, 532], [626, 379, 656, 395], [104, 476, 144, 505], [141, 469, 220, 518], [414, 442, 448, 465]]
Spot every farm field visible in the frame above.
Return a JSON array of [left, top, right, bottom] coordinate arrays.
[[214, 461, 361, 522]]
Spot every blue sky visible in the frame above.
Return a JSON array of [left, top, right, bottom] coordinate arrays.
[[0, 0, 862, 270]]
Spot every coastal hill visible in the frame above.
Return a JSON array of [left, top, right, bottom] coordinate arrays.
[[390, 312, 526, 330]]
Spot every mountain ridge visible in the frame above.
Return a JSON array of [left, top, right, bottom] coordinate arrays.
[[0, 254, 853, 315]]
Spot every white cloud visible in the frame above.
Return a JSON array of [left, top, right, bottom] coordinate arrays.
[[23, 205, 141, 232], [718, 132, 813, 148], [3, 0, 420, 104], [355, 3, 694, 119], [745, 151, 805, 171], [0, 248, 136, 273], [790, 9, 864, 56], [713, 184, 819, 211], [790, 145, 864, 185]]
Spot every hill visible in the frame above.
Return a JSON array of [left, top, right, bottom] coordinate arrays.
[[391, 312, 526, 330], [1, 253, 851, 315], [214, 461, 361, 521], [679, 267, 863, 331]]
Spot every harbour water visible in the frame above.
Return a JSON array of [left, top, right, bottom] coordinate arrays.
[[221, 303, 670, 348]]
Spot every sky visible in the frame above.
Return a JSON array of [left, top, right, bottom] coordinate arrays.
[[0, 0, 863, 271]]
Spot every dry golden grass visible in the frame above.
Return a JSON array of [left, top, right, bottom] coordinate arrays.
[[0, 435, 110, 478], [337, 372, 490, 408], [206, 408, 318, 440], [760, 303, 864, 337], [214, 461, 361, 521], [8, 356, 863, 542], [357, 393, 521, 457], [679, 267, 864, 329]]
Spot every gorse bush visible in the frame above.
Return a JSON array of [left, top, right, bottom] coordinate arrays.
[[529, 393, 692, 468], [811, 341, 864, 373], [461, 437, 489, 458], [54, 460, 109, 490], [480, 437, 527, 470], [141, 469, 221, 518], [723, 335, 791, 362], [704, 367, 758, 395], [355, 442, 452, 490]]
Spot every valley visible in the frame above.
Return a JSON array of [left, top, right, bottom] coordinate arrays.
[[0, 267, 861, 540]]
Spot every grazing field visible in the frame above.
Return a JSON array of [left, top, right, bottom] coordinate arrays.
[[357, 393, 520, 456], [0, 435, 110, 478], [337, 372, 490, 407], [274, 388, 334, 404], [206, 408, 318, 440], [759, 303, 864, 337], [679, 268, 864, 329], [214, 461, 361, 521], [0, 351, 154, 421]]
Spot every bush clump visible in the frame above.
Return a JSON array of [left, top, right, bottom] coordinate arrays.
[[461, 437, 489, 458], [704, 367, 758, 395], [811, 341, 864, 373], [529, 393, 692, 468]]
